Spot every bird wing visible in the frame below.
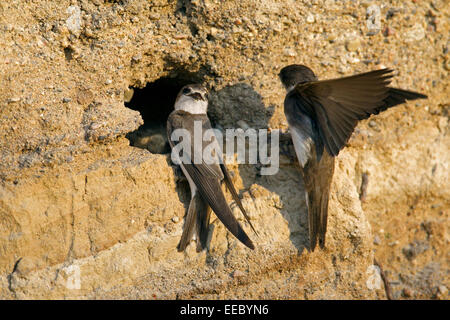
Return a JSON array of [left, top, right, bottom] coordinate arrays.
[[220, 163, 258, 236], [294, 68, 427, 156], [182, 162, 254, 249], [167, 111, 254, 250]]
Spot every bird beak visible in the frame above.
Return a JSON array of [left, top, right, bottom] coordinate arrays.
[[188, 92, 205, 101]]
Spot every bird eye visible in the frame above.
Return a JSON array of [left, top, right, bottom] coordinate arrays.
[[182, 87, 191, 95]]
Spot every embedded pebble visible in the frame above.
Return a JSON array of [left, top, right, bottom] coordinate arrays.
[[123, 88, 134, 103], [283, 48, 297, 57], [209, 27, 219, 37], [131, 54, 142, 62], [383, 26, 395, 37], [327, 33, 337, 42], [373, 235, 381, 245], [346, 38, 361, 52], [173, 34, 188, 40], [66, 5, 81, 36], [7, 97, 21, 103], [402, 287, 413, 298], [231, 270, 246, 279], [405, 23, 425, 42], [438, 285, 448, 295], [149, 13, 160, 20]]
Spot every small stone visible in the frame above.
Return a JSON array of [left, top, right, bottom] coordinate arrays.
[[232, 26, 243, 34], [438, 285, 448, 295], [84, 28, 93, 37], [383, 26, 395, 37], [283, 48, 297, 57], [209, 27, 219, 37], [373, 235, 381, 245], [131, 54, 142, 62], [105, 79, 112, 85], [338, 65, 351, 74], [62, 97, 71, 103], [149, 13, 160, 20], [366, 30, 380, 36], [402, 287, 413, 298], [7, 97, 21, 103], [124, 88, 134, 103], [89, 122, 102, 130], [66, 5, 81, 36], [369, 120, 377, 127], [172, 216, 179, 223], [405, 23, 425, 42], [272, 23, 282, 33], [346, 53, 360, 64], [306, 14, 315, 24], [173, 34, 188, 40], [231, 270, 246, 279], [327, 33, 337, 42], [77, 88, 93, 105], [346, 38, 361, 52]]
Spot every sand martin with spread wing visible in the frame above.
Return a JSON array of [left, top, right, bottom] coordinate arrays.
[[279, 65, 427, 251], [167, 84, 256, 251]]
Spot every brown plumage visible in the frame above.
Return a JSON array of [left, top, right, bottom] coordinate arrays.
[[167, 85, 256, 251], [279, 65, 427, 251]]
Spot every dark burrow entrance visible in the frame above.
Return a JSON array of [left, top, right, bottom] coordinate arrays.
[[125, 76, 200, 154]]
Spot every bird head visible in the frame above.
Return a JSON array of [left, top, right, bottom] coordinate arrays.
[[278, 64, 318, 91], [174, 84, 209, 114]]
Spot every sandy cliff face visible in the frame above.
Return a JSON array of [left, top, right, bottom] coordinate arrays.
[[0, 0, 448, 299]]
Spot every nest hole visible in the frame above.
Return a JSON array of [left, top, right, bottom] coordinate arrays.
[[125, 76, 198, 154]]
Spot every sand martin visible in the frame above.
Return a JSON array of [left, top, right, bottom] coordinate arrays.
[[167, 84, 256, 251], [279, 65, 427, 251]]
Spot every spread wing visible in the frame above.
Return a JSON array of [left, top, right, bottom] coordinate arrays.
[[294, 68, 427, 156]]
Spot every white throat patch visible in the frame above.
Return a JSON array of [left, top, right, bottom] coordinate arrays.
[[174, 95, 208, 114]]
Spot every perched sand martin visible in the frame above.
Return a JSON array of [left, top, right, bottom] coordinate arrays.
[[279, 65, 427, 251], [167, 84, 256, 251]]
